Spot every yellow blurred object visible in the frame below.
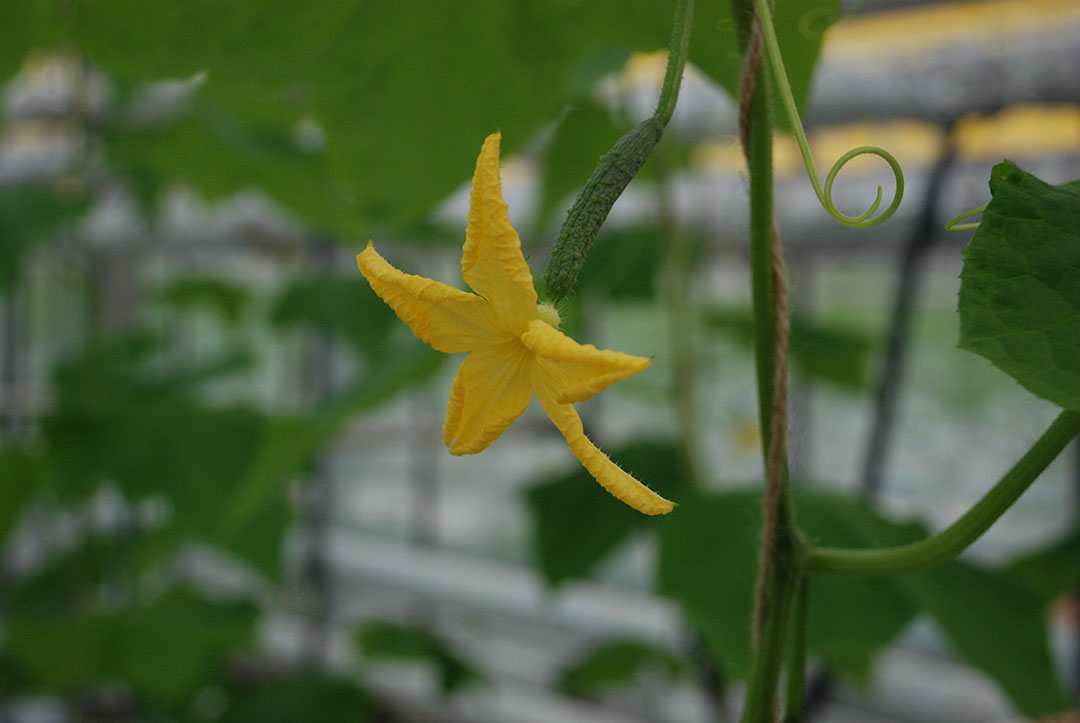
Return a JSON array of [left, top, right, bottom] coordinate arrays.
[[955, 105, 1080, 160], [825, 0, 1080, 62]]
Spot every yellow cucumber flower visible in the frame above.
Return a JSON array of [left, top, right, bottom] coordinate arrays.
[[357, 133, 673, 516]]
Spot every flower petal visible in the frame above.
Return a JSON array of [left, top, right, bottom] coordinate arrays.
[[358, 243, 506, 353], [462, 133, 538, 335], [533, 373, 674, 516], [522, 319, 650, 404], [444, 341, 533, 455]]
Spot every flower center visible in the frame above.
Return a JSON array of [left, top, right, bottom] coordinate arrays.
[[536, 302, 562, 329]]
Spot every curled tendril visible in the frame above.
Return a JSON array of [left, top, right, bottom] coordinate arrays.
[[945, 203, 987, 232], [822, 145, 906, 228], [754, 0, 905, 229]]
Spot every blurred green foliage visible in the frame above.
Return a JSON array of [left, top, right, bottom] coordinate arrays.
[[527, 440, 689, 585], [559, 639, 688, 697], [3, 0, 834, 237], [356, 621, 484, 696], [657, 488, 1073, 714]]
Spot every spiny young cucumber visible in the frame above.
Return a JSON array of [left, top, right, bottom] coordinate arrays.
[[543, 116, 663, 302]]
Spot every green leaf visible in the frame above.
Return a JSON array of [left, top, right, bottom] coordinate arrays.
[[795, 492, 924, 680], [526, 440, 687, 586], [659, 487, 921, 679], [0, 188, 88, 290], [709, 309, 877, 392], [656, 488, 760, 677], [3, 0, 833, 234], [958, 161, 1080, 409], [6, 587, 256, 709], [534, 101, 623, 234], [900, 564, 1074, 715], [218, 673, 372, 723], [41, 331, 291, 575], [658, 486, 1073, 712], [1007, 526, 1080, 604], [156, 277, 250, 324], [0, 446, 45, 541], [271, 275, 397, 360], [558, 639, 687, 696], [356, 621, 484, 695], [575, 227, 672, 301]]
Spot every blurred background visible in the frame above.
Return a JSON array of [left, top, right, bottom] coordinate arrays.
[[2, 0, 1080, 721]]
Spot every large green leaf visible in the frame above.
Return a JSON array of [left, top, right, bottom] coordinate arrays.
[[900, 564, 1074, 715], [6, 587, 256, 709], [658, 486, 1072, 711], [958, 161, 1080, 409], [527, 440, 687, 586], [534, 100, 624, 235], [1007, 526, 1080, 603], [5, 1, 834, 234], [658, 487, 918, 679]]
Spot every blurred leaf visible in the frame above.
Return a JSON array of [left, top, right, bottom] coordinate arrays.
[[338, 331, 444, 412], [709, 309, 877, 391], [658, 485, 1073, 711], [9, 534, 144, 615], [958, 161, 1080, 409], [156, 278, 250, 324], [357, 621, 484, 695], [0, 446, 45, 540], [219, 673, 372, 723], [0, 653, 33, 698], [3, 1, 833, 233], [534, 101, 623, 234], [900, 564, 1074, 715], [796, 491, 923, 680], [41, 332, 289, 575], [0, 187, 88, 290], [527, 440, 686, 586], [271, 275, 397, 360], [575, 227, 670, 301], [219, 333, 442, 575], [6, 587, 256, 709], [1007, 527, 1080, 603], [656, 488, 760, 677], [559, 639, 687, 696]]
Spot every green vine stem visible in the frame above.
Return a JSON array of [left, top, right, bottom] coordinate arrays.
[[810, 409, 1080, 575], [656, 0, 694, 126], [783, 573, 810, 723], [945, 203, 986, 231], [732, 0, 802, 718], [752, 0, 904, 229]]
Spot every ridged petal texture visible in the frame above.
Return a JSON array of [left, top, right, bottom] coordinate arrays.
[[533, 370, 675, 516], [522, 319, 650, 404], [357, 132, 673, 515], [444, 341, 533, 455], [357, 243, 506, 353], [462, 134, 538, 335]]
